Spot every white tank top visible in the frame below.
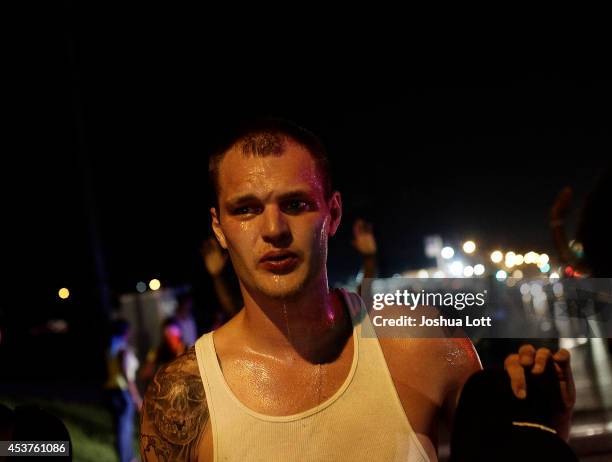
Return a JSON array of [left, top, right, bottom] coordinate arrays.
[[194, 289, 430, 461]]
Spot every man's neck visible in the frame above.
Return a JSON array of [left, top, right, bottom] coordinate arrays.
[[238, 281, 353, 364]]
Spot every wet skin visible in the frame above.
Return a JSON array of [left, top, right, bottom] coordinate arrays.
[[140, 139, 483, 462]]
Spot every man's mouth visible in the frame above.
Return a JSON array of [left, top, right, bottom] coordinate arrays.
[[259, 251, 300, 274]]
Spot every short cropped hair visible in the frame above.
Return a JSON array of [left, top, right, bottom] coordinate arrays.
[[208, 118, 332, 207]]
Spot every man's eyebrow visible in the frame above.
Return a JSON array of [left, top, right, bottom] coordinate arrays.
[[276, 190, 314, 201], [225, 189, 314, 207], [224, 194, 261, 207]]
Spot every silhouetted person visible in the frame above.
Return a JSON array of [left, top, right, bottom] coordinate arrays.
[[550, 167, 612, 351], [451, 369, 578, 462]]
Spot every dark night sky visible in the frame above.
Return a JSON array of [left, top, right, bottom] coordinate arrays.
[[7, 4, 611, 333]]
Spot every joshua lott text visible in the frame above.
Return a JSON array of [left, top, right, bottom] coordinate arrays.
[[372, 315, 492, 327]]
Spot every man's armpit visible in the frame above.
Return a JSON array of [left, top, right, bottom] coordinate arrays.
[[140, 346, 209, 461]]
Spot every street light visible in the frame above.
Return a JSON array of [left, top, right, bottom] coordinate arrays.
[[441, 247, 455, 259], [496, 270, 507, 281], [539, 263, 551, 273], [512, 269, 523, 279], [462, 241, 476, 254]]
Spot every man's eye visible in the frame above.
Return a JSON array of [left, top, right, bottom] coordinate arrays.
[[234, 206, 260, 215], [283, 200, 309, 213]]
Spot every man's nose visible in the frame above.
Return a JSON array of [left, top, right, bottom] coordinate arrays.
[[261, 205, 292, 246]]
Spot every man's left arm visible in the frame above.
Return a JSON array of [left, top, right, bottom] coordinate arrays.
[[441, 338, 483, 433]]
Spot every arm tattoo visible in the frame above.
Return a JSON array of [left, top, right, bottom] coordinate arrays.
[[140, 346, 209, 461]]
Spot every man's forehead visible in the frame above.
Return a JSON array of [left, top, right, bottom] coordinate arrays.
[[217, 140, 324, 200]]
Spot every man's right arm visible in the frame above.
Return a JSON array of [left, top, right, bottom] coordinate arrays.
[[140, 346, 209, 461]]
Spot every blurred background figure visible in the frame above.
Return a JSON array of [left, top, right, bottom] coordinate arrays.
[[175, 293, 198, 347], [140, 316, 186, 382], [550, 167, 612, 279], [352, 218, 378, 280], [352, 218, 379, 300], [103, 318, 141, 462], [200, 236, 242, 327]]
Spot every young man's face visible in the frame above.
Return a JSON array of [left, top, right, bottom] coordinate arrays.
[[211, 138, 341, 300]]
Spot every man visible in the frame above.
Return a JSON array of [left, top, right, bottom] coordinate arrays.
[[140, 119, 575, 461]]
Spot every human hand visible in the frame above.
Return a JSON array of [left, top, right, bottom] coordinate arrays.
[[504, 345, 575, 440], [352, 219, 377, 257]]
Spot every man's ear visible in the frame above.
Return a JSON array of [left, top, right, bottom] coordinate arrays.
[[210, 207, 228, 249], [328, 191, 342, 237]]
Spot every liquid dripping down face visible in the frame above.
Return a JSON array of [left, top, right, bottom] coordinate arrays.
[[212, 138, 341, 301]]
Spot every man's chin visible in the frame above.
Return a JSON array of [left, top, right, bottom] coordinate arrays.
[[255, 274, 308, 300]]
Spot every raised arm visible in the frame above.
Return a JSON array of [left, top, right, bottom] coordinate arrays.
[[550, 186, 575, 265], [140, 346, 210, 461], [201, 236, 241, 316], [352, 219, 378, 279]]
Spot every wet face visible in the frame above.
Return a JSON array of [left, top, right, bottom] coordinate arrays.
[[211, 138, 341, 300]]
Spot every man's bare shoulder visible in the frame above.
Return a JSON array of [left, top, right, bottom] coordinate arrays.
[[140, 346, 209, 461], [375, 305, 482, 391], [380, 336, 480, 375]]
